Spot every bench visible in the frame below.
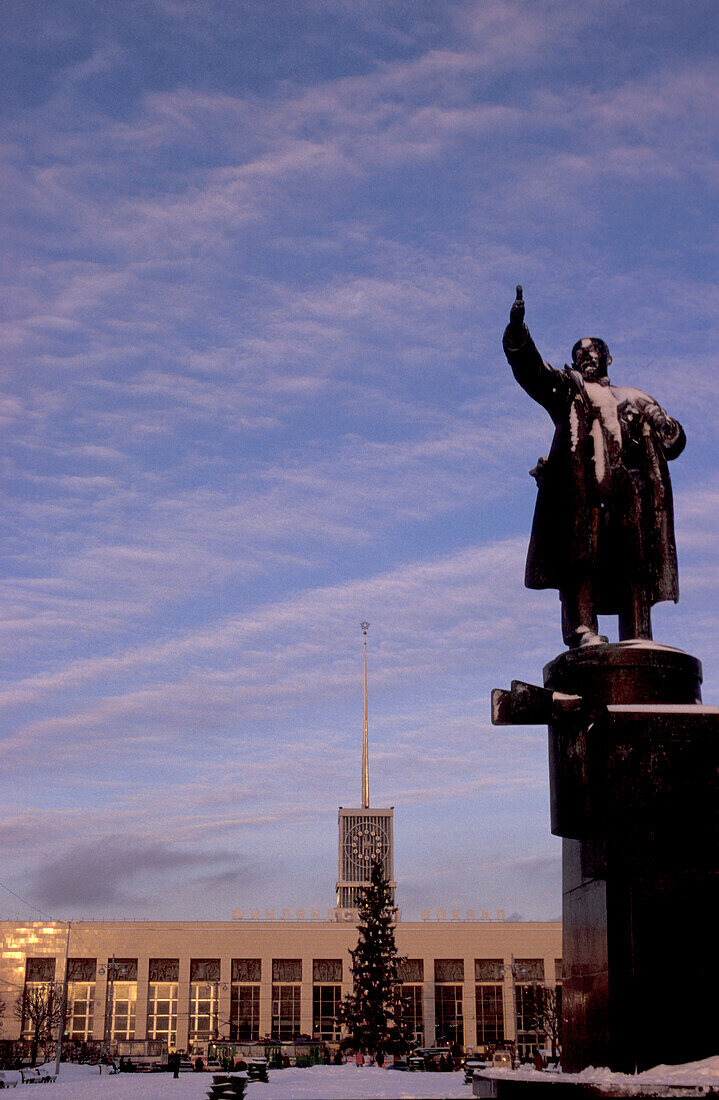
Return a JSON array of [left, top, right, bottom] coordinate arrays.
[[20, 1067, 57, 1084], [207, 1074, 247, 1099]]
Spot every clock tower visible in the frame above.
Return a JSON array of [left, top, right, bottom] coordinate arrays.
[[336, 623, 396, 909], [337, 807, 395, 909]]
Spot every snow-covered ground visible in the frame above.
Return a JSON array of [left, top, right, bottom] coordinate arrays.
[[576, 1055, 719, 1092], [468, 1056, 719, 1095], [3, 1057, 719, 1097], [0, 1062, 470, 1098]]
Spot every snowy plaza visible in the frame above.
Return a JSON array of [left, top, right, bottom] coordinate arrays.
[[0, 1062, 471, 1099], [4, 1059, 719, 1098]]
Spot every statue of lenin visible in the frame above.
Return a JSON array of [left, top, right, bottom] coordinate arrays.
[[503, 286, 685, 649]]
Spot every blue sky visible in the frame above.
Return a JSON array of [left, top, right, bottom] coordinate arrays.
[[2, 0, 719, 923]]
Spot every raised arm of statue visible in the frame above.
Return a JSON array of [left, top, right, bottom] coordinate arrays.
[[503, 286, 568, 417]]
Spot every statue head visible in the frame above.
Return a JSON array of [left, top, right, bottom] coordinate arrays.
[[571, 337, 612, 381]]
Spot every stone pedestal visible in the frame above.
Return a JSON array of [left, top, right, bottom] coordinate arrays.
[[544, 643, 719, 1073]]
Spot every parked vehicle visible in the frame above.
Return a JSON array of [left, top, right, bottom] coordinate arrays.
[[408, 1046, 452, 1071], [492, 1050, 513, 1068], [114, 1040, 168, 1072]]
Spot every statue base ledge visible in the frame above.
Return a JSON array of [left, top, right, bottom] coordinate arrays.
[[544, 641, 702, 706]]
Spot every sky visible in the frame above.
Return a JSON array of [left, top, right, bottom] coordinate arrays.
[[2, 0, 719, 925]]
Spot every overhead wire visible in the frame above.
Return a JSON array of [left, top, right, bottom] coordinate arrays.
[[0, 880, 103, 966]]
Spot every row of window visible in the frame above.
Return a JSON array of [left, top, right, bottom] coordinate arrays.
[[25, 957, 344, 985], [22, 956, 561, 1051], [22, 980, 343, 1045], [27, 978, 552, 1050], [26, 955, 560, 985], [23, 980, 220, 1045]]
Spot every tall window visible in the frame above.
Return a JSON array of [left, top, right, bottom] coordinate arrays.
[[105, 959, 137, 1041], [514, 959, 545, 1059], [65, 958, 96, 1041], [66, 984, 95, 1040], [476, 985, 504, 1047], [21, 958, 56, 1040], [230, 959, 261, 1041], [231, 986, 260, 1041], [110, 982, 137, 1040], [146, 959, 179, 1047], [272, 959, 302, 1040], [399, 985, 424, 1044], [515, 985, 542, 1042], [397, 959, 424, 1045], [434, 960, 464, 1047], [189, 959, 220, 1043], [312, 985, 341, 1040], [272, 985, 301, 1040], [312, 959, 342, 1040], [147, 983, 178, 1046], [435, 985, 463, 1046], [475, 959, 504, 1048]]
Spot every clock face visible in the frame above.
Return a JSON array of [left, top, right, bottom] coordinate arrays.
[[347, 821, 388, 872]]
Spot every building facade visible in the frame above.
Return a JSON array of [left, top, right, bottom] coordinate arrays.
[[0, 918, 561, 1056]]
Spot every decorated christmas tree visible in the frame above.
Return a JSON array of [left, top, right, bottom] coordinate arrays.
[[336, 856, 413, 1054]]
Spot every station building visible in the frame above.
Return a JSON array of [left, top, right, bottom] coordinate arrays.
[[0, 795, 561, 1056], [0, 915, 561, 1056], [0, 630, 561, 1056]]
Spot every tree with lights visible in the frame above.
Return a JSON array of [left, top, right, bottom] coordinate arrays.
[[336, 857, 413, 1055]]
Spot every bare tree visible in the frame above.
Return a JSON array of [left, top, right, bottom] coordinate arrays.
[[14, 984, 61, 1066], [527, 983, 561, 1060], [0, 994, 6, 1032]]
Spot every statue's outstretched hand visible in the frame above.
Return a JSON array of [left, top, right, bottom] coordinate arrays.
[[509, 284, 525, 332]]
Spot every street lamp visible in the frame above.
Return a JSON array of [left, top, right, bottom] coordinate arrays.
[[99, 956, 128, 1049], [54, 922, 71, 1078]]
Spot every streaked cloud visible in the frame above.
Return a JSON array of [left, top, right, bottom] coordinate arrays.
[[2, 0, 718, 921]]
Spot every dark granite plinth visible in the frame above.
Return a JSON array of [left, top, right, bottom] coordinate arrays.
[[544, 643, 719, 1074], [474, 1075, 594, 1097]]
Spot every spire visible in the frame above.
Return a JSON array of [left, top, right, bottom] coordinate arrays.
[[361, 621, 370, 809]]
